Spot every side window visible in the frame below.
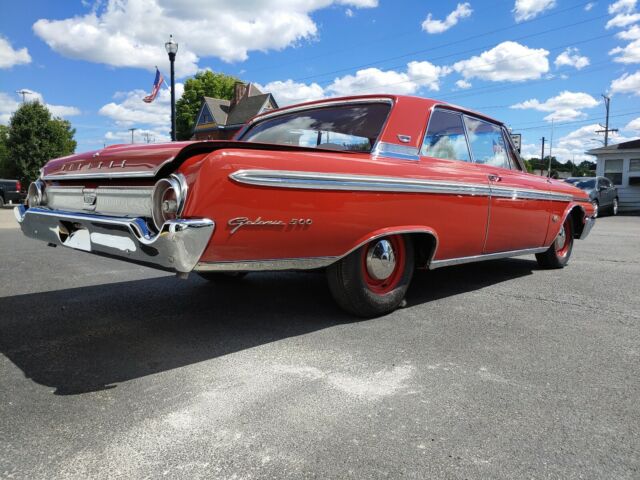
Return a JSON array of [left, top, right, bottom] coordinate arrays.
[[463, 116, 511, 169], [421, 110, 471, 162]]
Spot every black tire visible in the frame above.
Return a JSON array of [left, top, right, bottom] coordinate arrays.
[[536, 216, 574, 269], [612, 197, 619, 216], [197, 272, 248, 282], [0, 195, 4, 208], [327, 235, 414, 318]]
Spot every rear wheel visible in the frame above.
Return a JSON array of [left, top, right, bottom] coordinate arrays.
[[612, 197, 619, 216], [535, 216, 574, 268], [591, 199, 599, 218], [327, 234, 414, 317], [0, 195, 4, 208]]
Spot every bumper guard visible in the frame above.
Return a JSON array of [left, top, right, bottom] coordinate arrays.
[[15, 205, 214, 273]]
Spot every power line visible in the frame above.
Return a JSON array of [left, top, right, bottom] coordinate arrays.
[[512, 110, 640, 131], [299, 12, 609, 85], [248, 0, 593, 77]]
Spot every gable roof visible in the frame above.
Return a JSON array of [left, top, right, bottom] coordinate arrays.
[[202, 97, 230, 124], [227, 93, 274, 125], [587, 138, 640, 155]]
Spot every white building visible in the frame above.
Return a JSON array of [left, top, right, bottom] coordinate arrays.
[[587, 139, 640, 212]]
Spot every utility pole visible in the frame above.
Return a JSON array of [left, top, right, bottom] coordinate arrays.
[[16, 89, 32, 102], [128, 128, 137, 144], [540, 137, 545, 176], [548, 120, 554, 179], [596, 95, 618, 146]]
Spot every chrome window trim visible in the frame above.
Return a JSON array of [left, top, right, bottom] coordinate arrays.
[[229, 169, 573, 201], [238, 97, 394, 155], [501, 126, 526, 171], [372, 142, 420, 161], [245, 97, 394, 126], [421, 108, 473, 163]]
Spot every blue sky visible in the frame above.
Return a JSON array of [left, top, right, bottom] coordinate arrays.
[[2, 0, 640, 162]]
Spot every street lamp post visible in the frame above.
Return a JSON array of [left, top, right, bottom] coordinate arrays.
[[165, 35, 178, 141]]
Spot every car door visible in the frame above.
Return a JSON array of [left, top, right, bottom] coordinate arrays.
[[602, 177, 615, 207], [462, 115, 550, 253], [418, 108, 490, 260]]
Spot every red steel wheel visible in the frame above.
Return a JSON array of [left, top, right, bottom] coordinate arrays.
[[361, 235, 406, 294], [536, 216, 574, 268], [327, 234, 415, 317]]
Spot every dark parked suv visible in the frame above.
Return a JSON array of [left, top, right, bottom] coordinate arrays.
[[565, 176, 618, 218], [0, 179, 25, 207]]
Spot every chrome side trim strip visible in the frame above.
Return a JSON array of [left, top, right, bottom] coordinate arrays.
[[580, 215, 596, 240], [429, 247, 548, 269], [490, 186, 572, 202], [195, 257, 336, 272], [230, 169, 491, 196], [372, 142, 420, 161], [230, 169, 573, 201], [196, 228, 438, 272]]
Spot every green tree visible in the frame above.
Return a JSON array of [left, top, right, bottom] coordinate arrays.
[[6, 102, 76, 185], [176, 70, 239, 140], [0, 125, 13, 178]]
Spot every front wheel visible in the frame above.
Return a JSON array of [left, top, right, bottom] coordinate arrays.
[[591, 199, 599, 218], [536, 216, 574, 268], [327, 235, 414, 317], [612, 197, 619, 216]]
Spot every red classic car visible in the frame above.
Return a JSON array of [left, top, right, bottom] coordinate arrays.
[[16, 95, 595, 316]]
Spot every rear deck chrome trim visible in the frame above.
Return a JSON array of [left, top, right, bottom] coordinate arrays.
[[229, 169, 573, 201]]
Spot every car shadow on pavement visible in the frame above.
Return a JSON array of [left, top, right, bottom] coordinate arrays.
[[0, 259, 536, 396]]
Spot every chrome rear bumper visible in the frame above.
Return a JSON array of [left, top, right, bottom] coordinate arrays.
[[14, 205, 214, 273]]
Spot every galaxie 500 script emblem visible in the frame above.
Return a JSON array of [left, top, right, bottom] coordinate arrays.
[[228, 216, 312, 234]]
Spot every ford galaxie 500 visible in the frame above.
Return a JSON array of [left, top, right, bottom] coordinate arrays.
[[16, 95, 595, 317]]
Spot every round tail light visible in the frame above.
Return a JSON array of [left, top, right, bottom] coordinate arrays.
[[27, 180, 46, 208], [151, 174, 187, 230]]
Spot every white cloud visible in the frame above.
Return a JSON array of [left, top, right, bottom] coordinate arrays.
[[0, 90, 80, 124], [554, 48, 590, 69], [610, 38, 640, 62], [617, 24, 640, 38], [345, 8, 354, 17], [105, 127, 171, 144], [610, 70, 640, 94], [624, 116, 640, 130], [513, 0, 556, 22], [453, 41, 550, 82], [585, 2, 595, 11], [33, 0, 379, 76], [257, 61, 450, 106], [511, 91, 599, 122], [257, 79, 325, 106], [0, 36, 31, 69], [99, 83, 184, 127], [606, 11, 640, 27], [327, 61, 451, 96], [421, 3, 472, 34], [609, 0, 636, 14], [455, 79, 472, 89]]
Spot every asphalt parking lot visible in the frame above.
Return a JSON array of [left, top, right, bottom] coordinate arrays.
[[0, 207, 638, 479]]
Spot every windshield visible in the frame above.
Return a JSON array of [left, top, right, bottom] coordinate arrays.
[[239, 102, 391, 152]]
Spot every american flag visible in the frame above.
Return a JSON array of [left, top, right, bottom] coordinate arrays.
[[142, 68, 164, 103]]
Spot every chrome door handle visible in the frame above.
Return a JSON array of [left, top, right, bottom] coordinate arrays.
[[488, 174, 501, 182]]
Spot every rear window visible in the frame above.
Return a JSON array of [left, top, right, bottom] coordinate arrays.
[[239, 103, 391, 152]]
